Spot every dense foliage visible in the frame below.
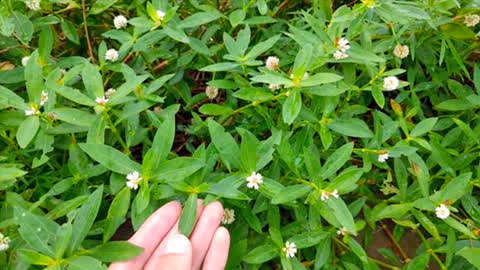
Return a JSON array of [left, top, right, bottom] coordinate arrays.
[[1, 0, 480, 269]]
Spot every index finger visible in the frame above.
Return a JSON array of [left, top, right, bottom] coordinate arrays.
[[109, 201, 182, 270]]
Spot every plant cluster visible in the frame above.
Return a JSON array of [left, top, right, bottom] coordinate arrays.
[[1, 0, 480, 269]]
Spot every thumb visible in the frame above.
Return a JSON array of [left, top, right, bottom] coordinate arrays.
[[155, 234, 192, 270]]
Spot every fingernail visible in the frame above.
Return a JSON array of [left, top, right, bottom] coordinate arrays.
[[165, 234, 190, 254]]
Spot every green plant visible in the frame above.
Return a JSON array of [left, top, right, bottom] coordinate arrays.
[[1, 0, 480, 269]]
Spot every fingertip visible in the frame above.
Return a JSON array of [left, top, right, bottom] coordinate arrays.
[[215, 226, 230, 244], [206, 201, 224, 217]]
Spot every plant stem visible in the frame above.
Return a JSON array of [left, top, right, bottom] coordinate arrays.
[[380, 222, 410, 263], [82, 0, 95, 62], [103, 112, 130, 156]]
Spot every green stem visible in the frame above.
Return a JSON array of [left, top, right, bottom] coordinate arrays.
[[103, 111, 130, 156]]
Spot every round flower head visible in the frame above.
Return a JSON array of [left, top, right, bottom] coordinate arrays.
[[378, 152, 389, 162], [126, 171, 142, 190], [105, 49, 119, 62], [25, 105, 40, 116], [157, 10, 166, 20], [337, 227, 347, 236], [393, 44, 409, 59], [465, 14, 480, 27], [383, 76, 399, 91], [333, 50, 348, 60], [114, 15, 128, 29], [95, 96, 109, 106], [246, 172, 263, 190], [21, 56, 30, 67], [435, 204, 450, 219], [222, 208, 235, 225], [105, 88, 116, 98], [205, 85, 218, 100], [0, 233, 10, 251], [321, 189, 339, 201], [336, 37, 350, 52], [282, 241, 297, 258], [26, 0, 40, 10], [40, 91, 48, 106], [268, 83, 281, 91], [265, 56, 279, 71]]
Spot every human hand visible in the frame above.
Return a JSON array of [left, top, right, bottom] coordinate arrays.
[[109, 200, 230, 270]]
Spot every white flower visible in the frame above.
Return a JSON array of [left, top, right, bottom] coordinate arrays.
[[268, 83, 281, 91], [114, 15, 128, 29], [105, 88, 116, 98], [95, 96, 109, 106], [157, 10, 166, 20], [282, 241, 297, 258], [336, 227, 347, 236], [40, 91, 48, 106], [25, 105, 40, 116], [435, 204, 450, 219], [0, 233, 10, 252], [378, 152, 389, 163], [265, 56, 279, 71], [465, 14, 480, 27], [321, 189, 339, 201], [333, 50, 349, 60], [126, 171, 142, 190], [205, 85, 218, 100], [26, 0, 40, 10], [105, 49, 119, 62], [383, 76, 399, 91], [222, 208, 235, 225], [337, 37, 350, 52], [21, 56, 30, 67], [246, 172, 263, 190], [393, 44, 409, 59]]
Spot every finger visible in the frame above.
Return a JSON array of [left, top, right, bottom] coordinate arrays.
[[109, 201, 181, 270], [202, 227, 230, 270], [143, 199, 205, 268], [148, 234, 192, 270], [190, 201, 224, 270]]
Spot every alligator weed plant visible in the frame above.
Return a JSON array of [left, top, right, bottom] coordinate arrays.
[[1, 0, 480, 269]]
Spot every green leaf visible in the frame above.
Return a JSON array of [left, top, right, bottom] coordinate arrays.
[[51, 108, 96, 127], [61, 20, 80, 45], [430, 172, 471, 203], [474, 65, 480, 94], [229, 10, 246, 27], [207, 119, 241, 170], [79, 143, 141, 174], [199, 104, 233, 115], [233, 88, 273, 102], [345, 237, 368, 263], [271, 184, 312, 204], [38, 26, 54, 60], [82, 63, 104, 98], [326, 197, 356, 234], [179, 193, 197, 236], [456, 247, 480, 268], [299, 73, 343, 87], [11, 12, 33, 43], [17, 249, 55, 265], [179, 12, 221, 28], [288, 230, 328, 248], [443, 217, 476, 238], [320, 142, 354, 179], [69, 186, 104, 253], [67, 256, 105, 270], [151, 157, 204, 181], [55, 224, 72, 259], [328, 118, 373, 138], [89, 241, 143, 262], [282, 90, 302, 125], [0, 167, 27, 181], [16, 116, 40, 148], [55, 86, 96, 106], [245, 35, 280, 60], [243, 244, 278, 264], [200, 62, 240, 72], [0, 85, 28, 110], [163, 26, 190, 43], [89, 0, 120, 15], [410, 117, 438, 137], [405, 253, 430, 270], [25, 51, 43, 104], [104, 187, 131, 242]]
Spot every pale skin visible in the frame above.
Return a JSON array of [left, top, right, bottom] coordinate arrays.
[[109, 200, 230, 270]]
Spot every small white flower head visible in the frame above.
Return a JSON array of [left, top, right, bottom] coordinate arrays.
[[393, 44, 409, 59], [126, 171, 142, 190], [336, 37, 350, 52], [321, 189, 339, 201], [105, 49, 119, 62], [25, 105, 40, 116], [105, 88, 116, 98], [0, 233, 10, 251], [59, 69, 66, 76], [205, 85, 218, 100], [333, 50, 349, 60], [465, 14, 480, 27], [378, 152, 389, 163], [383, 76, 399, 91], [302, 72, 309, 80], [21, 56, 30, 67], [435, 204, 450, 219], [222, 208, 235, 225], [268, 83, 281, 91], [265, 56, 279, 71], [114, 15, 128, 29], [336, 227, 347, 236], [246, 172, 263, 190], [156, 10, 166, 20], [95, 96, 109, 106], [26, 0, 40, 11], [40, 91, 48, 106], [282, 241, 297, 258]]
